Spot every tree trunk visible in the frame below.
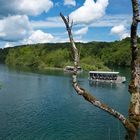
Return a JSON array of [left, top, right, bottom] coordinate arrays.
[[127, 0, 140, 139]]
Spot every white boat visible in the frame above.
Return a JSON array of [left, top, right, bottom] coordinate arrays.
[[88, 71, 126, 83], [64, 66, 83, 73]]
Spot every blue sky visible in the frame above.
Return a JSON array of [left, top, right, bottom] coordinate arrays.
[[0, 0, 133, 48]]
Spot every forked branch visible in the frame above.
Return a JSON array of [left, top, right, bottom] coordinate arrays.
[[60, 12, 136, 136]]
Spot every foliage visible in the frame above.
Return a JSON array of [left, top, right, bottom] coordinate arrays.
[[80, 56, 109, 71], [1, 37, 140, 71], [0, 48, 10, 63]]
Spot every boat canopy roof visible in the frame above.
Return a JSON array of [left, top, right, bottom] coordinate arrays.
[[65, 66, 81, 68], [65, 66, 74, 68], [89, 71, 119, 75]]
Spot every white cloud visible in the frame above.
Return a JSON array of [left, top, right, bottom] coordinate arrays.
[[26, 30, 54, 44], [69, 0, 108, 24], [121, 33, 130, 39], [74, 27, 88, 36], [64, 0, 76, 6], [0, 15, 31, 41], [111, 25, 125, 35], [18, 0, 53, 16], [31, 17, 64, 28], [0, 0, 53, 17], [30, 14, 131, 30], [55, 2, 60, 7], [3, 42, 14, 48], [110, 24, 130, 39], [90, 14, 131, 27]]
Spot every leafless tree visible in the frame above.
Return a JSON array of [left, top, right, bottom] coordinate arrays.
[[60, 0, 140, 139]]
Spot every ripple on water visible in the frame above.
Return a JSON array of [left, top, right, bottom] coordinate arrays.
[[0, 65, 138, 140]]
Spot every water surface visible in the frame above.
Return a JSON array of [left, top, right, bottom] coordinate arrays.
[[0, 64, 139, 140]]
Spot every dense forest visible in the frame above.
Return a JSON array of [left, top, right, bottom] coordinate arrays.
[[0, 37, 140, 71]]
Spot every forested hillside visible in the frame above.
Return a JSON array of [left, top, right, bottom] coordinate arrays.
[[0, 38, 140, 71]]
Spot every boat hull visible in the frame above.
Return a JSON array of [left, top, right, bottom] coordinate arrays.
[[88, 76, 126, 84]]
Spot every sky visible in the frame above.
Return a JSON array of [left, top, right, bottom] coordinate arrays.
[[0, 0, 134, 48]]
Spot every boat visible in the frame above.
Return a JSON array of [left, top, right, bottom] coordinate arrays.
[[88, 71, 126, 83], [64, 66, 83, 73]]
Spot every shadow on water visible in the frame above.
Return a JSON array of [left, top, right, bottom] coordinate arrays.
[[7, 65, 66, 77], [6, 65, 89, 80]]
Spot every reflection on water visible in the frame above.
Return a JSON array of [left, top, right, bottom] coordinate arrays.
[[89, 80, 126, 89], [0, 64, 139, 140]]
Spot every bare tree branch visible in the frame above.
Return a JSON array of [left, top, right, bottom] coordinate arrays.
[[60, 12, 136, 139]]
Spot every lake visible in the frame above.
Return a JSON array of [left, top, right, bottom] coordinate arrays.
[[0, 64, 139, 140]]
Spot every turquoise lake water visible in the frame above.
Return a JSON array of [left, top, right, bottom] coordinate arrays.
[[0, 64, 139, 140]]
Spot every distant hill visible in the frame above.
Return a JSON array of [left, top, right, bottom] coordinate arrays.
[[0, 37, 140, 71]]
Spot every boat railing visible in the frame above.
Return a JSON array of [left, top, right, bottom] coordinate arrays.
[[88, 71, 126, 83]]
